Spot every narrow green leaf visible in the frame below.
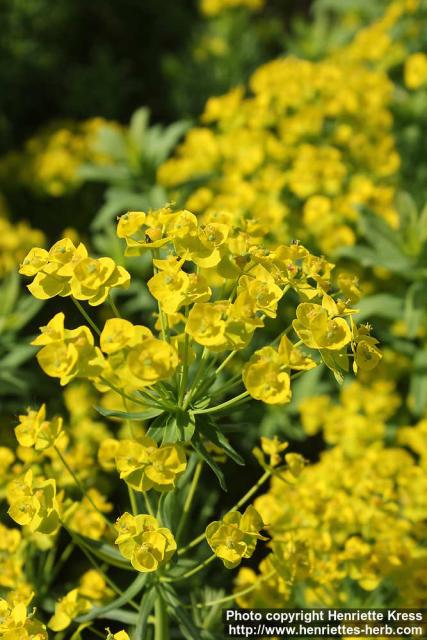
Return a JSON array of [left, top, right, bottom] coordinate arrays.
[[198, 418, 244, 466], [134, 586, 156, 640], [192, 435, 227, 491], [77, 574, 146, 622], [71, 532, 133, 571], [95, 406, 164, 421]]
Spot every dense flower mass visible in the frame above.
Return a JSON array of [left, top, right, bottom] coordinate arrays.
[[158, 1, 426, 257]]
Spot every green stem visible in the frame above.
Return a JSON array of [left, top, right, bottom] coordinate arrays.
[[196, 569, 277, 608], [161, 554, 216, 583], [175, 461, 203, 545], [72, 298, 101, 336], [178, 331, 190, 408], [154, 590, 169, 640], [215, 350, 237, 375], [108, 294, 122, 318], [194, 390, 250, 415], [128, 487, 138, 515], [183, 348, 210, 409], [99, 377, 154, 408], [67, 529, 139, 611], [178, 469, 272, 557], [143, 491, 155, 517], [54, 446, 114, 531]]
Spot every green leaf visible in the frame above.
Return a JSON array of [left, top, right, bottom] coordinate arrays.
[[161, 415, 180, 444], [129, 107, 150, 150], [0, 271, 19, 317], [70, 622, 91, 639], [95, 406, 164, 421], [158, 490, 181, 530], [404, 281, 427, 339], [77, 574, 147, 622], [91, 188, 149, 230], [71, 532, 133, 571], [320, 350, 348, 384], [1, 344, 37, 369], [198, 417, 244, 466], [356, 294, 404, 322], [191, 434, 227, 491], [134, 586, 156, 640], [176, 411, 196, 442], [409, 350, 427, 417], [160, 584, 214, 640]]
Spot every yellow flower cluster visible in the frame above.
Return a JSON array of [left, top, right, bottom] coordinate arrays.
[[115, 513, 177, 572], [237, 379, 427, 607], [200, 0, 265, 17], [158, 19, 401, 255], [7, 469, 60, 536], [0, 118, 119, 196], [206, 505, 266, 568], [49, 570, 113, 631], [19, 238, 130, 305], [0, 599, 47, 639], [20, 208, 377, 407], [114, 436, 187, 492]]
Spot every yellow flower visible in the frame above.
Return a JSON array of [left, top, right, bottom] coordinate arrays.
[[243, 347, 291, 404], [98, 438, 120, 471], [115, 512, 176, 572], [70, 257, 130, 306], [78, 569, 114, 602], [20, 239, 130, 304], [293, 303, 351, 351], [100, 318, 152, 354], [115, 437, 187, 492], [48, 589, 91, 631], [355, 340, 382, 371], [32, 314, 105, 386], [15, 405, 64, 451], [206, 506, 265, 569], [278, 335, 317, 371], [237, 264, 283, 318], [148, 268, 211, 313], [117, 209, 172, 255], [7, 470, 60, 535], [404, 52, 427, 89], [260, 436, 289, 467], [186, 300, 257, 351], [127, 338, 179, 387], [0, 599, 48, 639]]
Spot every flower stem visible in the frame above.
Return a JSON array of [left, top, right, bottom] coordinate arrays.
[[71, 298, 101, 336], [178, 469, 272, 557], [108, 294, 122, 318], [175, 461, 203, 545], [161, 554, 216, 583], [154, 590, 169, 640], [194, 390, 250, 415], [54, 446, 114, 531], [143, 491, 155, 517], [195, 569, 277, 608]]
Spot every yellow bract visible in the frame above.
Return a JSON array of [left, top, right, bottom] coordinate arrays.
[[206, 505, 266, 568], [20, 239, 130, 305], [115, 512, 176, 572], [115, 437, 187, 492], [0, 599, 47, 639], [293, 303, 352, 351], [15, 405, 64, 451], [7, 470, 60, 535]]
